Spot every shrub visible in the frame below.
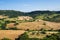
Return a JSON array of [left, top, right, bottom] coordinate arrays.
[[58, 29, 60, 32], [26, 29, 29, 31], [43, 22, 46, 25], [40, 28, 46, 31], [29, 38, 40, 40], [41, 31, 46, 34], [8, 27, 18, 30], [15, 32, 29, 40], [1, 38, 11, 40], [42, 33, 60, 40], [36, 31, 40, 35], [31, 32, 35, 35]]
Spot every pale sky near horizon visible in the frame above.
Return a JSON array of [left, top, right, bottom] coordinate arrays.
[[0, 0, 60, 12]]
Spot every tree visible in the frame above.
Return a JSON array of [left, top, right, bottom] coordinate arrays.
[[58, 29, 60, 32], [15, 32, 29, 40], [42, 33, 60, 40]]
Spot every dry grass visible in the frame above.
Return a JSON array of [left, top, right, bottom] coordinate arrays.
[[16, 21, 60, 30], [0, 30, 58, 40], [45, 21, 60, 30], [0, 30, 25, 40], [16, 21, 45, 30], [27, 31, 58, 39], [0, 15, 8, 19]]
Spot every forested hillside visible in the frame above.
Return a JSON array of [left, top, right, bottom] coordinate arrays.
[[0, 10, 60, 22]]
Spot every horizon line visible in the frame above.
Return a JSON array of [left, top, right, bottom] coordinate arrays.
[[0, 9, 60, 12]]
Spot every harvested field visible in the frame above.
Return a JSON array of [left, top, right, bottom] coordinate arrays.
[[16, 21, 60, 30], [0, 30, 58, 40], [45, 21, 60, 30], [0, 30, 25, 40]]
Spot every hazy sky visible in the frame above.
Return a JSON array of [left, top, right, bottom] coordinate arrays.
[[0, 0, 60, 12]]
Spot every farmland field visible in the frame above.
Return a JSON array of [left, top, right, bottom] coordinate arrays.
[[0, 10, 60, 40], [0, 30, 25, 40], [16, 21, 60, 30]]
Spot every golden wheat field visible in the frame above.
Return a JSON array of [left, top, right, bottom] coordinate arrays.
[[16, 21, 60, 30], [0, 30, 25, 40]]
